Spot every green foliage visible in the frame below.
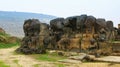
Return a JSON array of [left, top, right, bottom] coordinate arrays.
[[37, 54, 57, 61], [0, 61, 10, 67], [33, 52, 66, 62], [0, 42, 20, 49]]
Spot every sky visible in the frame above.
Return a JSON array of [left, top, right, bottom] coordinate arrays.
[[0, 0, 119, 27]]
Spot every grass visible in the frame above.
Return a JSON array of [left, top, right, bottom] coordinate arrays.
[[33, 54, 66, 67], [13, 50, 24, 55], [55, 63, 65, 67], [0, 42, 19, 49], [13, 59, 19, 64], [13, 59, 22, 67], [32, 52, 67, 62], [0, 61, 10, 67], [33, 64, 39, 67]]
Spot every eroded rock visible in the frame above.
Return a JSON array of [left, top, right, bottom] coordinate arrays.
[[16, 19, 46, 54]]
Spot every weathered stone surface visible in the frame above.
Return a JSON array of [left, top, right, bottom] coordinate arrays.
[[68, 53, 87, 60], [111, 42, 120, 53], [111, 53, 120, 56], [68, 53, 96, 62], [95, 56, 120, 63], [48, 50, 57, 54], [58, 51, 64, 56], [58, 59, 82, 64], [83, 55, 96, 61], [64, 52, 79, 57], [16, 19, 46, 54]]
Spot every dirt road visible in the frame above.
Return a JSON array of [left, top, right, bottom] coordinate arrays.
[[0, 47, 56, 67]]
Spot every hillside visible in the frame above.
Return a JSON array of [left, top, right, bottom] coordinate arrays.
[[0, 11, 57, 37]]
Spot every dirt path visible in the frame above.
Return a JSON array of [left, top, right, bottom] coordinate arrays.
[[0, 47, 120, 67], [0, 47, 56, 67]]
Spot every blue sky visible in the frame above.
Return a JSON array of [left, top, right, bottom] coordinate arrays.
[[0, 0, 119, 27]]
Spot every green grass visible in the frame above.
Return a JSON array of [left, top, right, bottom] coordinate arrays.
[[0, 61, 10, 67], [32, 53, 66, 67], [13, 59, 22, 67], [13, 59, 19, 64], [33, 64, 39, 67], [0, 42, 20, 49], [32, 52, 67, 62], [56, 63, 65, 67], [13, 51, 24, 55]]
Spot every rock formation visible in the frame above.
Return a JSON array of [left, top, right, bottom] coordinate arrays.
[[16, 14, 119, 55], [16, 19, 46, 54]]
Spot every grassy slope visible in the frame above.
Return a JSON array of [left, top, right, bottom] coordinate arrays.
[[0, 32, 20, 49]]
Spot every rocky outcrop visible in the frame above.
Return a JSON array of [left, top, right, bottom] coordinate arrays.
[[16, 14, 119, 55], [16, 19, 46, 54]]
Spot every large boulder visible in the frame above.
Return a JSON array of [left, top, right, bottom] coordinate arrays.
[[76, 15, 87, 32], [23, 19, 40, 36], [95, 18, 106, 32], [50, 18, 65, 32], [106, 21, 114, 31], [84, 16, 96, 27], [64, 16, 77, 31], [16, 19, 46, 54]]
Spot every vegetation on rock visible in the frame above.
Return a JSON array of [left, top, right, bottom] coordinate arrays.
[[0, 27, 20, 48]]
